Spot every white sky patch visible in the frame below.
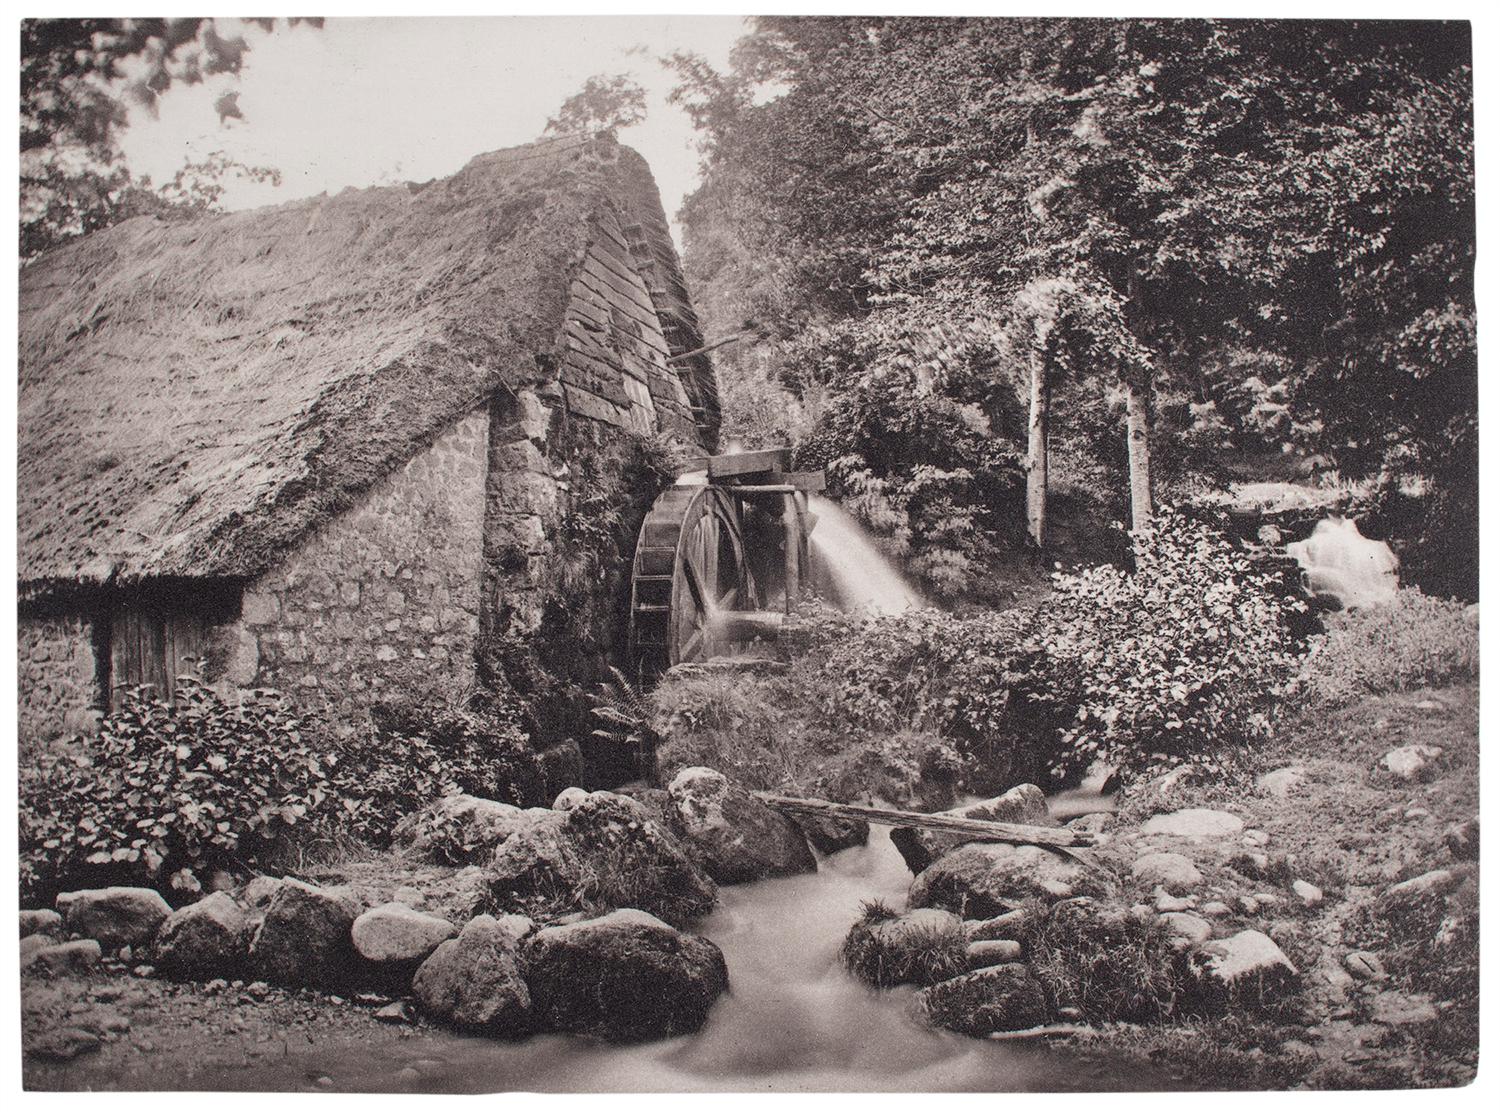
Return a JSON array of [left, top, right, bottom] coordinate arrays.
[[115, 16, 749, 248]]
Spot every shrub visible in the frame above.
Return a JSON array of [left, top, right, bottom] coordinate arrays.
[[20, 680, 331, 904], [1028, 509, 1302, 784], [19, 677, 543, 903], [1294, 588, 1478, 705]]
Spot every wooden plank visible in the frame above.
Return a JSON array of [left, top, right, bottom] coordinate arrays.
[[755, 794, 1094, 849], [765, 471, 826, 492], [707, 448, 791, 479]]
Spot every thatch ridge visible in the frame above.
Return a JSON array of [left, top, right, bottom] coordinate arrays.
[[18, 134, 683, 590]]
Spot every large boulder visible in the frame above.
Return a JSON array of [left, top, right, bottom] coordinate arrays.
[[1188, 929, 1298, 1009], [394, 794, 545, 864], [666, 767, 816, 884], [915, 963, 1050, 1036], [525, 909, 729, 1041], [411, 914, 534, 1035], [56, 887, 171, 949], [487, 791, 718, 927], [351, 903, 457, 975], [154, 891, 250, 980], [248, 878, 362, 989], [909, 842, 1101, 919], [890, 785, 1050, 874], [841, 907, 968, 988]]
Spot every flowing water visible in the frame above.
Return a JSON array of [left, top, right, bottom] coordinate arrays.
[[221, 827, 1159, 1093], [807, 495, 924, 614], [1286, 516, 1399, 609]]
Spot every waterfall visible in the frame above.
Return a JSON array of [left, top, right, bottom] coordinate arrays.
[[1286, 516, 1399, 609], [807, 494, 924, 614]]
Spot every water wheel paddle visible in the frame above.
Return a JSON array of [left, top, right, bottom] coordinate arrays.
[[629, 484, 755, 677]]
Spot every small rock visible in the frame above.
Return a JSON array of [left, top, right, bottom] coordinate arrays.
[[1160, 912, 1213, 944], [1200, 901, 1233, 918], [20, 908, 63, 938], [966, 908, 1034, 942], [374, 1000, 418, 1025], [132, 964, 155, 978], [397, 1066, 422, 1084], [1369, 990, 1439, 1026], [56, 887, 171, 949], [1404, 807, 1431, 820], [966, 939, 1023, 968], [20, 933, 56, 961], [24, 939, 103, 977], [1134, 852, 1203, 890], [1292, 880, 1324, 907], [1256, 767, 1306, 799], [1242, 830, 1271, 848], [248, 878, 361, 990], [246, 980, 271, 997], [1252, 891, 1281, 905], [240, 876, 285, 908], [1443, 817, 1479, 861], [1380, 745, 1442, 780], [28, 1027, 102, 1061], [1381, 868, 1461, 911], [1141, 808, 1245, 841], [1154, 887, 1193, 913], [1344, 948, 1386, 978], [552, 786, 590, 811], [1238, 895, 1260, 914]]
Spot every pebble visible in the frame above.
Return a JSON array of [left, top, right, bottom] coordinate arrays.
[[1292, 880, 1324, 907], [1238, 895, 1260, 914], [1403, 807, 1431, 821], [1345, 951, 1387, 980], [1153, 886, 1194, 913], [375, 1000, 417, 1025], [1242, 830, 1271, 848], [247, 981, 271, 998], [133, 965, 154, 978], [1200, 900, 1233, 918], [1159, 912, 1213, 944]]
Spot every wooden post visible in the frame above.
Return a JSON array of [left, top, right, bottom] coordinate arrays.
[[782, 493, 801, 612]]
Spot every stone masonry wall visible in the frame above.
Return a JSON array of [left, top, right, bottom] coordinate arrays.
[[230, 407, 490, 720], [18, 613, 100, 743]]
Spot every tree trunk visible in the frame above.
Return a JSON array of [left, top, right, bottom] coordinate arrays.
[[1026, 346, 1050, 546], [1125, 379, 1153, 531]]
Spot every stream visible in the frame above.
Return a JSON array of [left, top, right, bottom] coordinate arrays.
[[217, 825, 1164, 1093]]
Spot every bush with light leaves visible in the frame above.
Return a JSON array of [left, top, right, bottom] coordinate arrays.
[[1028, 508, 1303, 783]]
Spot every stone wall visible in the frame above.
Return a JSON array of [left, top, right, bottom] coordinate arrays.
[[17, 613, 100, 742], [228, 407, 490, 720]]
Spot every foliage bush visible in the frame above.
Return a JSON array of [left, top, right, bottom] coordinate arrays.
[[1030, 509, 1302, 784], [1294, 588, 1478, 705], [19, 676, 541, 904], [20, 681, 331, 904]]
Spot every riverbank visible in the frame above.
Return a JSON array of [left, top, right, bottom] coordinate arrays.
[[21, 680, 1478, 1091]]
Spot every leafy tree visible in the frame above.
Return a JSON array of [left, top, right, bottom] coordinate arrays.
[[545, 73, 649, 136], [20, 17, 318, 258]]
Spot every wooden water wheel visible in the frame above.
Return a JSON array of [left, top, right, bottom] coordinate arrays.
[[628, 484, 756, 676], [627, 449, 825, 681]]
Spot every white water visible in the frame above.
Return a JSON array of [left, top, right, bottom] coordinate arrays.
[[808, 495, 924, 615], [1286, 516, 1399, 610], [220, 830, 1155, 1093]]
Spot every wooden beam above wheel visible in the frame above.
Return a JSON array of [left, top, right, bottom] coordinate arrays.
[[706, 448, 791, 479]]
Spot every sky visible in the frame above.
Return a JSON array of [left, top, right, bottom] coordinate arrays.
[[115, 16, 750, 248]]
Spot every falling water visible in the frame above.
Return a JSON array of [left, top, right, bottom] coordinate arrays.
[[807, 494, 924, 614], [1286, 516, 1399, 610]]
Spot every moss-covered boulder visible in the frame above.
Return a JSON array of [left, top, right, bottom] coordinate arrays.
[[524, 909, 729, 1041], [915, 963, 1050, 1035], [909, 842, 1102, 919]]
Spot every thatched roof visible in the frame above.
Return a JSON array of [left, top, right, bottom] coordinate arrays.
[[18, 135, 711, 592]]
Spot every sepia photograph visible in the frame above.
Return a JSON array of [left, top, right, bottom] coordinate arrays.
[[11, 6, 1484, 1095]]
